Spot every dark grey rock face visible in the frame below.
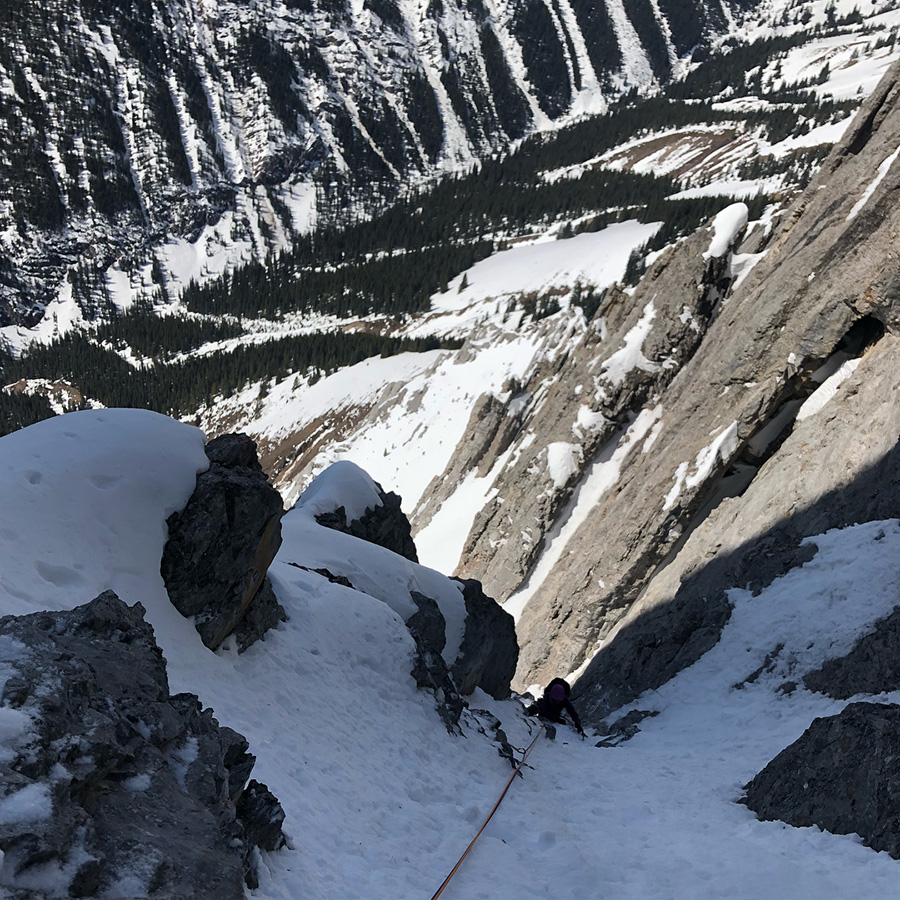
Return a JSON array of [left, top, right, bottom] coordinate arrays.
[[236, 781, 288, 860], [450, 578, 518, 699], [408, 590, 448, 654], [804, 600, 900, 699], [407, 592, 466, 733], [316, 482, 419, 562], [573, 536, 820, 721], [572, 586, 734, 721], [232, 579, 288, 654], [742, 702, 900, 858], [0, 591, 285, 899], [406, 578, 518, 728], [161, 433, 285, 650], [205, 432, 266, 470]]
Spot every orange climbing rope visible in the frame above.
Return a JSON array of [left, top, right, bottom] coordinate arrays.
[[429, 723, 546, 900]]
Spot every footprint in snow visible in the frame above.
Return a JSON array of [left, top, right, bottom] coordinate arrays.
[[538, 831, 557, 849], [34, 560, 85, 587], [90, 474, 121, 490]]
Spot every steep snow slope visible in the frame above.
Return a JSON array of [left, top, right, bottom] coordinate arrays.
[[3, 410, 900, 897]]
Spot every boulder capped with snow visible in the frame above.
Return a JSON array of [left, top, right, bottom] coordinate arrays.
[[161, 433, 286, 651], [290, 462, 518, 700], [306, 460, 419, 562], [0, 591, 284, 898]]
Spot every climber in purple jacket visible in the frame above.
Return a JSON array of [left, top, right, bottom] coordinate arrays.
[[527, 678, 585, 737]]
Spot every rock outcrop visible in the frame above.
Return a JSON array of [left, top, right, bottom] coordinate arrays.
[[161, 433, 286, 651], [804, 599, 900, 699], [406, 578, 518, 728], [407, 576, 518, 704], [407, 592, 467, 732], [742, 702, 900, 858], [316, 483, 419, 562], [0, 591, 285, 899], [450, 578, 518, 699]]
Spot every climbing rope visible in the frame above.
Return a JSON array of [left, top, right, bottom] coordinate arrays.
[[429, 723, 546, 900]]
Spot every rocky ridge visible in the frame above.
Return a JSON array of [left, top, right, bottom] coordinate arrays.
[[569, 58, 900, 718], [0, 591, 284, 899], [315, 478, 419, 563], [292, 459, 519, 712], [0, 420, 524, 897]]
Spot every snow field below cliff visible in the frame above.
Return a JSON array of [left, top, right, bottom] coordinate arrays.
[[207, 218, 660, 520], [450, 520, 900, 900], [244, 329, 547, 514], [2, 411, 900, 897], [418, 219, 661, 337]]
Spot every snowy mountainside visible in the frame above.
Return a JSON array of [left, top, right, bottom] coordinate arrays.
[[0, 0, 754, 328], [449, 51, 900, 701], [3, 0, 900, 423]]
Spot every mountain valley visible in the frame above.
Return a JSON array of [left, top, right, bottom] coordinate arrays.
[[3, 0, 900, 895]]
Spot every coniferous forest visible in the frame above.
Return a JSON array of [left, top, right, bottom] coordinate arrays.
[[0, 317, 460, 436]]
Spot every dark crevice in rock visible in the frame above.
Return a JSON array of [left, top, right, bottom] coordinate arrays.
[[740, 314, 884, 471], [287, 562, 355, 589]]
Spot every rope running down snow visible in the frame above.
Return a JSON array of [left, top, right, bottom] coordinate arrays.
[[429, 723, 546, 900]]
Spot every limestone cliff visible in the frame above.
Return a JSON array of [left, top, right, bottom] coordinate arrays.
[[442, 58, 900, 703]]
